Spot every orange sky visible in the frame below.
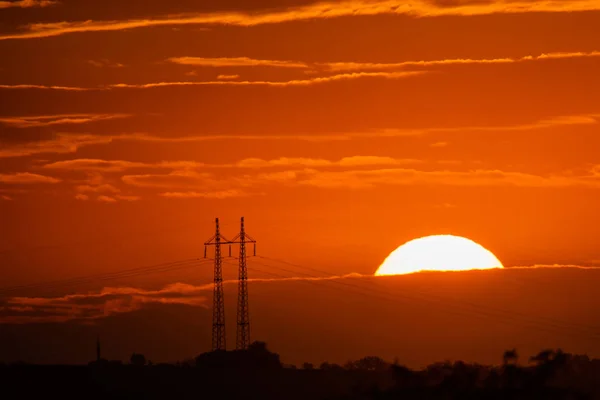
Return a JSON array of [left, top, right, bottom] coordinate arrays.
[[1, 0, 600, 364]]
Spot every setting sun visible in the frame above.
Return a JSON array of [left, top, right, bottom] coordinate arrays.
[[375, 235, 504, 276]]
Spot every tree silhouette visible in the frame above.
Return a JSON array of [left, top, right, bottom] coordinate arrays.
[[530, 349, 554, 366], [320, 362, 343, 371], [302, 362, 314, 370], [503, 348, 518, 366], [501, 349, 521, 390], [353, 356, 389, 371], [530, 348, 570, 386], [130, 353, 146, 366]]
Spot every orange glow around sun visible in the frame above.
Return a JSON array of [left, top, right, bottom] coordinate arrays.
[[375, 235, 504, 276]]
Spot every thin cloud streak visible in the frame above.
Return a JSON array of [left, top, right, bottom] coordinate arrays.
[[75, 184, 120, 194], [2, 0, 600, 40], [510, 265, 600, 270], [167, 56, 308, 68], [293, 168, 600, 189], [3, 266, 595, 323], [0, 134, 116, 158], [0, 113, 131, 128], [0, 274, 362, 323], [0, 172, 60, 184], [43, 159, 204, 172], [235, 156, 423, 168], [217, 74, 240, 80], [0, 283, 209, 324], [97, 195, 117, 203], [159, 189, 250, 199], [0, 71, 425, 91], [3, 50, 600, 92], [318, 51, 600, 72], [119, 165, 600, 196], [1, 114, 597, 159], [108, 71, 425, 88], [165, 50, 600, 74], [0, 0, 57, 9], [0, 84, 91, 91]]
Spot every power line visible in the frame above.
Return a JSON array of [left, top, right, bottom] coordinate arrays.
[[246, 256, 600, 342], [257, 255, 600, 334], [0, 258, 210, 296]]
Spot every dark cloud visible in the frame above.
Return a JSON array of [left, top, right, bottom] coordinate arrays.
[[1, 283, 210, 324]]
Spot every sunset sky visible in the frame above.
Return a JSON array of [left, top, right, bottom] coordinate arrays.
[[2, 0, 600, 365]]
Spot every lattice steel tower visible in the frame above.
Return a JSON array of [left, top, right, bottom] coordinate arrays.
[[204, 218, 229, 351], [230, 217, 256, 350]]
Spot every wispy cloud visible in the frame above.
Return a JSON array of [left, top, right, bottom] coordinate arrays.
[[73, 193, 140, 202], [11, 265, 600, 324], [0, 84, 91, 91], [2, 50, 599, 93], [45, 159, 150, 172], [0, 134, 115, 158], [0, 172, 60, 184], [292, 168, 600, 189], [114, 162, 600, 200], [43, 158, 204, 172], [510, 265, 600, 270], [235, 156, 423, 168], [355, 114, 600, 138], [0, 283, 209, 324], [115, 195, 141, 201], [2, 0, 600, 40], [0, 113, 130, 128], [159, 190, 249, 199], [430, 142, 448, 148], [75, 184, 120, 194], [1, 114, 597, 160], [165, 50, 600, 76], [121, 170, 218, 190], [97, 195, 117, 203], [316, 51, 600, 72], [167, 56, 308, 68], [108, 71, 425, 88], [0, 274, 362, 323], [217, 74, 240, 80], [0, 0, 57, 9], [0, 71, 424, 90], [87, 59, 124, 68]]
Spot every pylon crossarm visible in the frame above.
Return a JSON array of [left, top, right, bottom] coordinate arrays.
[[203, 234, 216, 245], [205, 236, 232, 245], [229, 235, 256, 244]]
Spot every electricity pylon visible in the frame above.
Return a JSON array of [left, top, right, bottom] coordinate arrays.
[[229, 217, 257, 350], [204, 218, 230, 351]]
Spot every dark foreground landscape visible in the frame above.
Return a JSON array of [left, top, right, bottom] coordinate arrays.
[[2, 342, 598, 400]]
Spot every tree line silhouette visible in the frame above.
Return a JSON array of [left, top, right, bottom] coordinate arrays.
[[1, 343, 598, 399]]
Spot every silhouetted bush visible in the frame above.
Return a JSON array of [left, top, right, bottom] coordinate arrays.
[[130, 353, 146, 366], [195, 341, 282, 369]]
